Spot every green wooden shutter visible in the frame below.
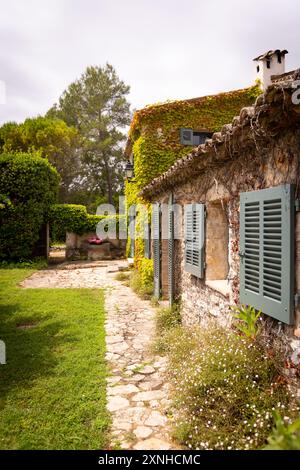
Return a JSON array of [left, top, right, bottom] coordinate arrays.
[[168, 194, 174, 306], [240, 184, 294, 324], [152, 203, 161, 299], [129, 206, 136, 258], [144, 219, 151, 259], [184, 203, 205, 278]]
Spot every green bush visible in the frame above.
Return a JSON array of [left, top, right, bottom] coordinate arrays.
[[0, 153, 59, 260], [140, 258, 154, 288], [165, 323, 296, 450], [49, 204, 124, 240], [130, 264, 154, 300]]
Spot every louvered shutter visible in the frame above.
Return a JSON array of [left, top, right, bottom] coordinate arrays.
[[240, 184, 294, 324], [168, 194, 174, 306], [129, 206, 136, 258], [184, 203, 205, 278], [180, 128, 193, 146], [144, 219, 151, 259], [152, 203, 161, 298]]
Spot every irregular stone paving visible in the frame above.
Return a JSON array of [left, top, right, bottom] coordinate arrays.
[[21, 260, 176, 450], [20, 260, 127, 288], [105, 281, 176, 450]]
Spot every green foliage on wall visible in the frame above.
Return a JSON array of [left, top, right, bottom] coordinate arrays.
[[125, 84, 261, 274], [139, 258, 154, 288], [50, 204, 123, 240], [0, 152, 60, 260], [128, 85, 260, 191]]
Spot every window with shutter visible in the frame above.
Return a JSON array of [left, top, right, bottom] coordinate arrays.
[[168, 194, 174, 306], [180, 128, 212, 146], [240, 184, 295, 325], [128, 206, 136, 258], [144, 220, 151, 259], [152, 203, 161, 298], [184, 203, 205, 278]]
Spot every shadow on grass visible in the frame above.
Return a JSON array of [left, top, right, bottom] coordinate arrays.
[[0, 302, 77, 402]]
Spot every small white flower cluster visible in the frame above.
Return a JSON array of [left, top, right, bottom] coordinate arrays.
[[167, 324, 297, 450]]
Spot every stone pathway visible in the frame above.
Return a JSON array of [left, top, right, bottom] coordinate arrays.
[[21, 260, 176, 450], [20, 260, 126, 288]]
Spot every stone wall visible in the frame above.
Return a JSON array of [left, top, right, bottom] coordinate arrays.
[[66, 232, 126, 261], [156, 127, 300, 337]]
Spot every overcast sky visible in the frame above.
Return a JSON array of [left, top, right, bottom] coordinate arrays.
[[0, 0, 300, 125]]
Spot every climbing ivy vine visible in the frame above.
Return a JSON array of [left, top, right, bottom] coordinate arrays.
[[125, 84, 261, 282]]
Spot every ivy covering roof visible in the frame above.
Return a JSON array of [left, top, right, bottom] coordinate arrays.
[[126, 85, 260, 150], [124, 84, 261, 266], [124, 85, 261, 196], [139, 76, 300, 200]]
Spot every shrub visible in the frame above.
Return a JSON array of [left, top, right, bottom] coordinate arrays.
[[140, 258, 154, 289], [165, 323, 296, 450], [130, 263, 154, 300], [0, 257, 48, 269], [0, 153, 59, 260], [49, 204, 124, 241]]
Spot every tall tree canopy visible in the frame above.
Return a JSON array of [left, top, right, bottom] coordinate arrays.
[[47, 63, 131, 204], [0, 117, 81, 202]]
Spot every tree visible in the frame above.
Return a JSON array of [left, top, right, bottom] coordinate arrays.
[[0, 117, 81, 202], [47, 63, 131, 204]]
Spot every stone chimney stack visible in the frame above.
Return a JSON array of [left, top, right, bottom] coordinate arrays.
[[253, 50, 288, 91]]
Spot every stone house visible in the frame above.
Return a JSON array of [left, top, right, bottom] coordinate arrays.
[[124, 55, 262, 295], [138, 52, 300, 344]]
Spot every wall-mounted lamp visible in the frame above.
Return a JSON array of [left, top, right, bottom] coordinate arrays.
[[125, 160, 134, 180]]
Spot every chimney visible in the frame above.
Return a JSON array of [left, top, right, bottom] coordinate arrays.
[[253, 49, 288, 91]]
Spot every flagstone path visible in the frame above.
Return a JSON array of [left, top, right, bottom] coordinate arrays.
[[21, 260, 176, 450]]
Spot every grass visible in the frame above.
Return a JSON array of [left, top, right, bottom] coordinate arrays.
[[152, 304, 181, 354], [0, 268, 110, 450]]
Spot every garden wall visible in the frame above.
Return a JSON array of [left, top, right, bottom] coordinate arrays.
[[65, 232, 126, 261]]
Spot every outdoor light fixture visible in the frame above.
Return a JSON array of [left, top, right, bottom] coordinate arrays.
[[125, 160, 134, 180]]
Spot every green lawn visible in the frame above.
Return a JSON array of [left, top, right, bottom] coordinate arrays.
[[0, 269, 110, 449]]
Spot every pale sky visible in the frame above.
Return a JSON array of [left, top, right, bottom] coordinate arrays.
[[1, 0, 300, 125]]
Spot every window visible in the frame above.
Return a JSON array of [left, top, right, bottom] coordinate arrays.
[[266, 59, 271, 69], [152, 203, 161, 298], [240, 185, 294, 325], [180, 128, 212, 146], [193, 132, 213, 146], [184, 203, 205, 278], [144, 221, 151, 259], [168, 194, 174, 306], [128, 206, 136, 258]]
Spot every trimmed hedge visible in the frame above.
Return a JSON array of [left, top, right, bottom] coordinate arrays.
[[49, 204, 125, 240], [0, 152, 59, 260]]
